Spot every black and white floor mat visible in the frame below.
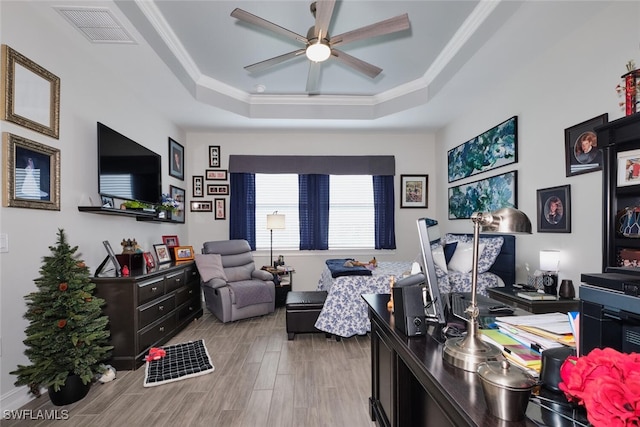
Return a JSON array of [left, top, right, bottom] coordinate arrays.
[[143, 339, 214, 387]]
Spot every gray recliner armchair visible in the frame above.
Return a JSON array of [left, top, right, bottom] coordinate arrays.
[[199, 239, 275, 323]]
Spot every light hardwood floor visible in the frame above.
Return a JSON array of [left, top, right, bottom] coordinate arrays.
[[4, 307, 375, 427]]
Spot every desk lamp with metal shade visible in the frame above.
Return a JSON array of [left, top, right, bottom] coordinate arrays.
[[266, 212, 285, 268], [443, 207, 532, 372]]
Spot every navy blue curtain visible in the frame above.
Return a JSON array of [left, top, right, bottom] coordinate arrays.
[[299, 174, 329, 250], [373, 175, 396, 249], [229, 173, 256, 249]]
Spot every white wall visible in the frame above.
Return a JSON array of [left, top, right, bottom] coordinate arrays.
[[185, 132, 437, 290], [435, 1, 640, 292], [0, 2, 188, 409]]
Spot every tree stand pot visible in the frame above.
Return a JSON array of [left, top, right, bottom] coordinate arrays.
[[48, 374, 90, 406]]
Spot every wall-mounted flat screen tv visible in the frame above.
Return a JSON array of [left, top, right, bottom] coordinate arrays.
[[97, 122, 162, 205]]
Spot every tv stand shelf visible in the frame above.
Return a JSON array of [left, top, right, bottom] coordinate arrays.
[[77, 206, 175, 223]]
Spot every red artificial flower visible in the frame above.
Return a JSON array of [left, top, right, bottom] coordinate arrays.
[[559, 347, 640, 427], [57, 319, 67, 328], [58, 282, 68, 291]]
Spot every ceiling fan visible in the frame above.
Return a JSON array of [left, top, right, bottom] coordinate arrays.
[[231, 0, 411, 94]]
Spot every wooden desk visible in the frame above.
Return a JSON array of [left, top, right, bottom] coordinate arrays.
[[363, 294, 587, 427]]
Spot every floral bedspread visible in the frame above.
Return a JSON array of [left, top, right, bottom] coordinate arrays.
[[315, 261, 413, 338]]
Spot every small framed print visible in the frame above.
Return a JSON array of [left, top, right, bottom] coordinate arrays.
[[162, 235, 179, 247], [215, 198, 226, 220], [169, 185, 185, 223], [101, 196, 114, 208], [537, 185, 571, 233], [206, 169, 227, 181], [209, 145, 220, 168], [617, 148, 640, 188], [400, 175, 428, 208], [190, 200, 212, 212], [207, 184, 229, 195], [153, 243, 172, 264], [173, 245, 195, 261], [168, 137, 184, 180], [564, 113, 608, 177], [192, 175, 204, 197], [143, 252, 155, 270]]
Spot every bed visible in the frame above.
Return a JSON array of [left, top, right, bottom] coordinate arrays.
[[314, 234, 515, 338]]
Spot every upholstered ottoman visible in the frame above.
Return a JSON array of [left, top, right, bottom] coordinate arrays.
[[285, 291, 328, 340]]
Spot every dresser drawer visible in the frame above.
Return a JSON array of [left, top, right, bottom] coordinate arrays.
[[177, 296, 201, 322], [138, 315, 177, 354], [165, 270, 185, 293], [137, 277, 165, 305], [138, 294, 175, 329], [175, 284, 199, 306], [184, 265, 200, 284]]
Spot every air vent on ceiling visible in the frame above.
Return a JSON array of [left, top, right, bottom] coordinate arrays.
[[55, 6, 137, 44]]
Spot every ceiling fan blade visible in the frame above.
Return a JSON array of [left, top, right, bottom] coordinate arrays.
[[330, 13, 410, 47], [245, 49, 306, 73], [312, 0, 336, 39], [231, 8, 308, 45], [306, 61, 322, 94], [331, 49, 382, 79]]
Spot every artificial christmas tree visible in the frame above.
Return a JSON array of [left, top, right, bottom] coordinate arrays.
[[11, 229, 113, 405]]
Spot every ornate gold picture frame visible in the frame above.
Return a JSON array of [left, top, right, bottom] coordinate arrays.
[[3, 133, 60, 210], [1, 45, 60, 139]]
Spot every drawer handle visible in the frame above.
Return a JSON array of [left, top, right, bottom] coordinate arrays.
[[158, 305, 164, 311], [175, 278, 181, 283], [151, 286, 158, 292], [189, 307, 193, 311], [188, 290, 193, 295], [159, 326, 165, 332]]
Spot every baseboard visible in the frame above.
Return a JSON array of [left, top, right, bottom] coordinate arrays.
[[1, 385, 36, 412]]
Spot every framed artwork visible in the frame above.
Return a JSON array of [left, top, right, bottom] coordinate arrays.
[[169, 185, 186, 223], [215, 198, 226, 220], [207, 184, 229, 195], [1, 45, 60, 139], [447, 116, 517, 183], [101, 196, 114, 208], [168, 137, 184, 180], [448, 170, 517, 219], [143, 252, 155, 270], [565, 113, 608, 177], [400, 175, 428, 208], [206, 169, 228, 181], [209, 145, 220, 167], [192, 175, 204, 197], [153, 243, 172, 264], [537, 185, 571, 233], [190, 200, 212, 212], [173, 245, 195, 261], [617, 148, 640, 187], [162, 235, 179, 247], [3, 133, 60, 210]]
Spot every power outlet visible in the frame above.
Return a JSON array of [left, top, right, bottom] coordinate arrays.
[[0, 233, 7, 252]]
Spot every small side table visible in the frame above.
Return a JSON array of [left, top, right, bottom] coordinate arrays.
[[487, 286, 580, 314], [262, 266, 295, 307]]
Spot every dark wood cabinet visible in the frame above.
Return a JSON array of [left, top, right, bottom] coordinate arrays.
[[599, 113, 640, 270], [92, 262, 203, 370]]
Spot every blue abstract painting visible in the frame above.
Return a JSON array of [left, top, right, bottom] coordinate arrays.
[[448, 171, 517, 219]]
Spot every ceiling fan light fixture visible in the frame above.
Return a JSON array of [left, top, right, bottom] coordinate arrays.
[[306, 41, 330, 62]]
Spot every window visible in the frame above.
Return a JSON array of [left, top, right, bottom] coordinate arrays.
[[255, 174, 375, 250]]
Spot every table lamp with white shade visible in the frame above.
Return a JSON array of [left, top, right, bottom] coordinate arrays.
[[266, 212, 285, 268], [540, 250, 560, 295], [443, 207, 532, 372]]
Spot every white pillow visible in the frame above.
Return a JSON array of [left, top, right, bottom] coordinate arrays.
[[431, 245, 448, 273], [447, 242, 486, 273], [194, 254, 228, 282]]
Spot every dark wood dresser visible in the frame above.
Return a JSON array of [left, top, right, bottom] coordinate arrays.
[[92, 262, 203, 370]]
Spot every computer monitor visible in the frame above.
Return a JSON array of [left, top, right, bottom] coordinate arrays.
[[416, 217, 448, 325]]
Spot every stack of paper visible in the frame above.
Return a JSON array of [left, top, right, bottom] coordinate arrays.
[[494, 312, 575, 352], [480, 329, 542, 375]]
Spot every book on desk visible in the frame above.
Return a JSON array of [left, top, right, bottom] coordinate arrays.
[[516, 291, 558, 301], [492, 312, 575, 351]]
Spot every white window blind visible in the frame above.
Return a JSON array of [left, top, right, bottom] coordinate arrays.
[[255, 174, 375, 250]]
